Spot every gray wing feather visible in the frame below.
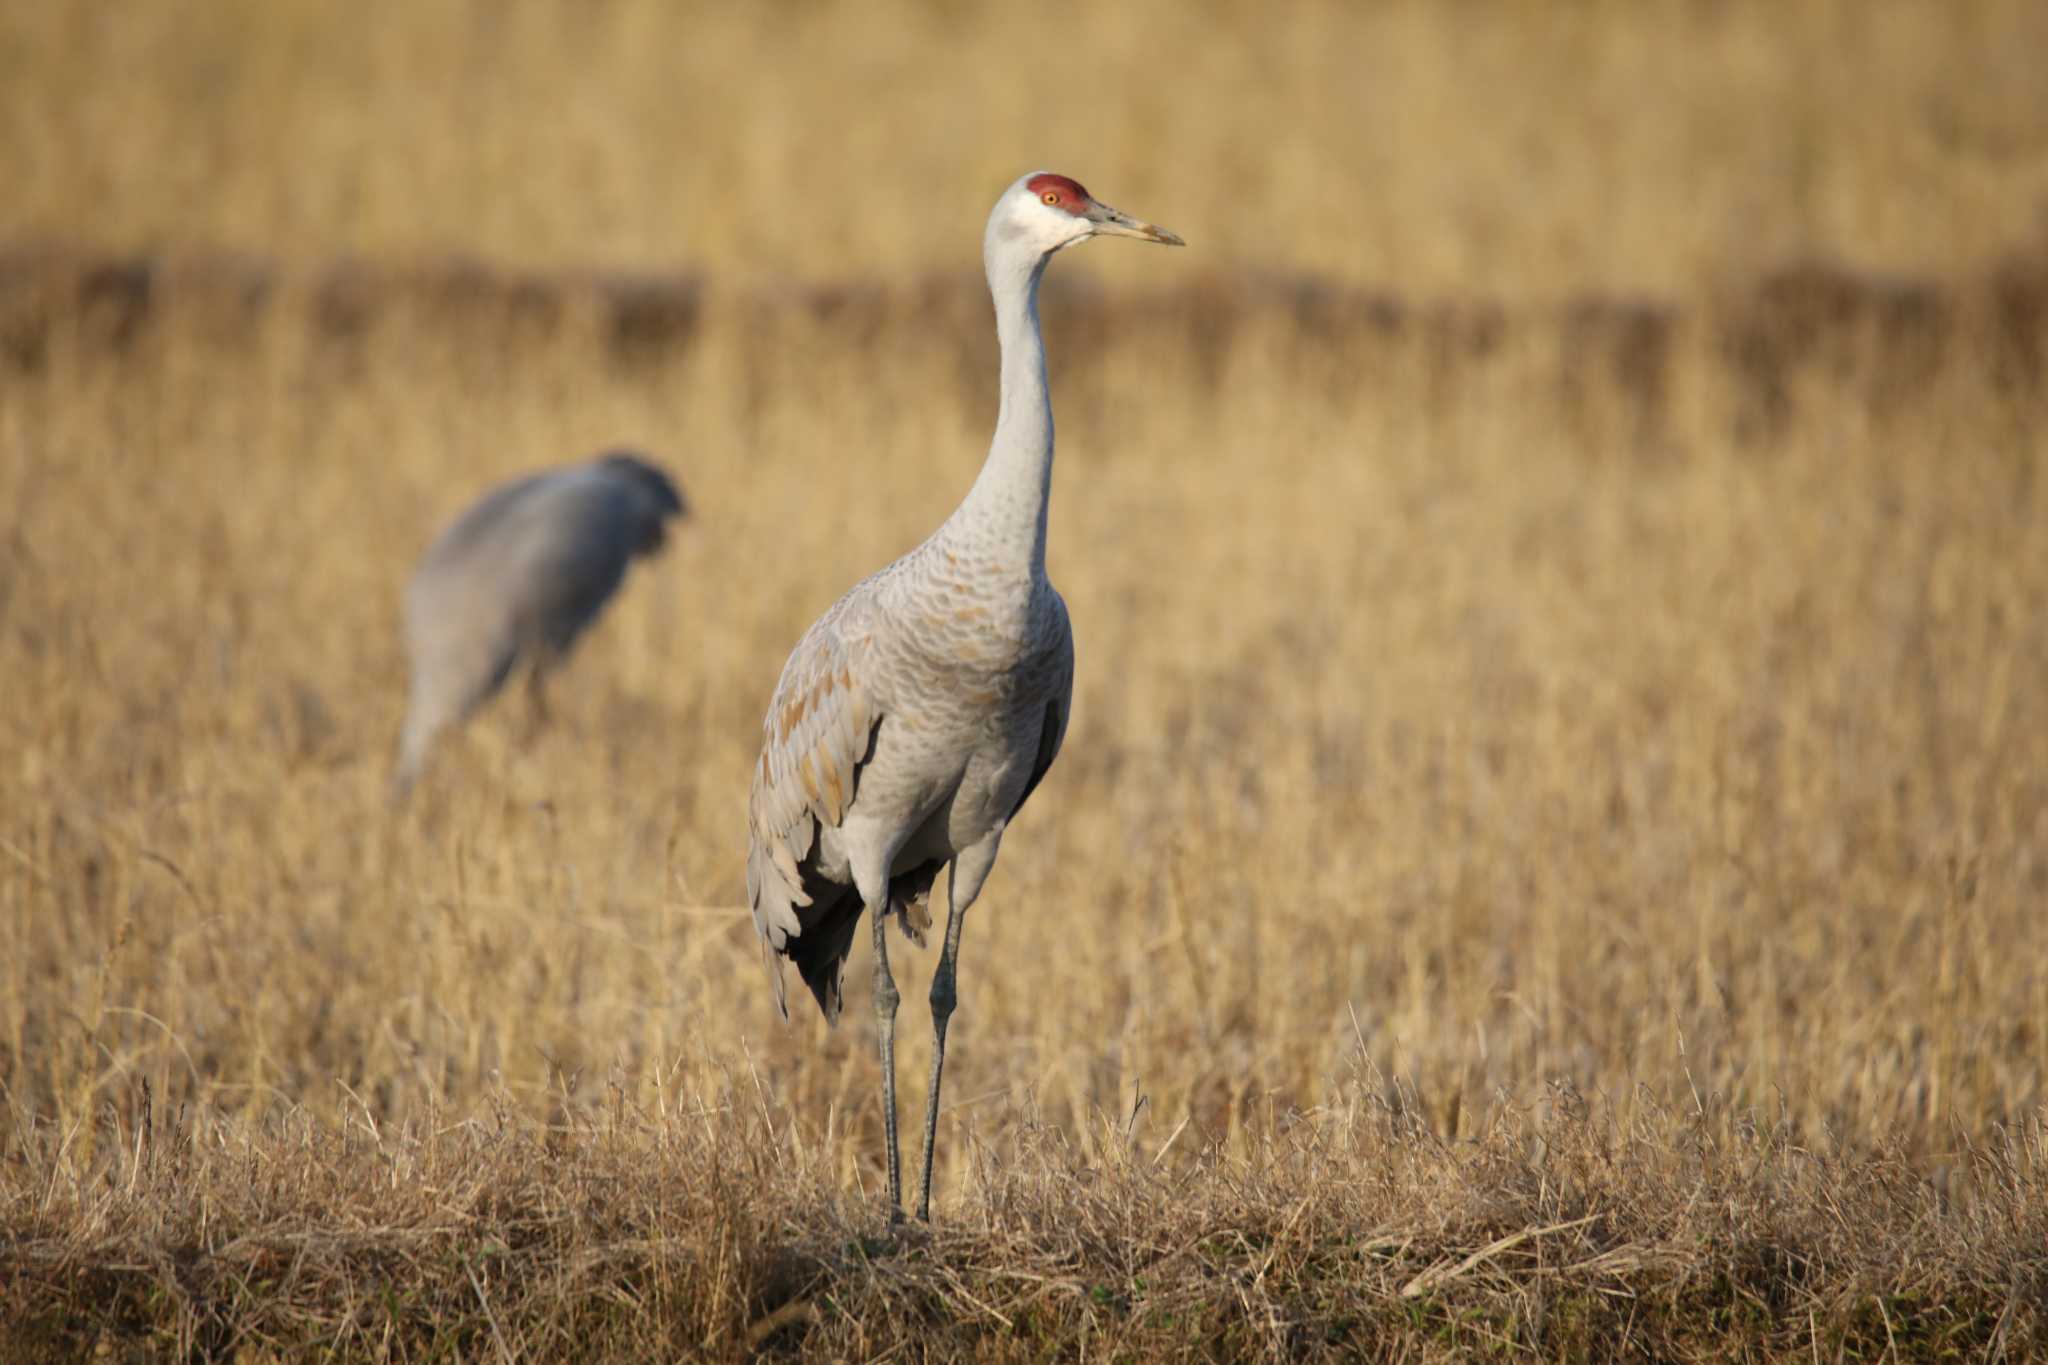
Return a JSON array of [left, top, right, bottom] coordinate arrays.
[[410, 458, 681, 668], [746, 590, 884, 1017], [1010, 591, 1073, 822]]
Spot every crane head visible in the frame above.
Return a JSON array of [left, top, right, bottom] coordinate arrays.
[[594, 449, 690, 556], [990, 172, 1185, 261]]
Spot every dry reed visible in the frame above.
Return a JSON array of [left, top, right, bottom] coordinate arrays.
[[3, 0, 2046, 1357]]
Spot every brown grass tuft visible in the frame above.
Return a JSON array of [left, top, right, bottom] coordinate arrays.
[[5, 1, 2048, 1356], [6, 1081, 2045, 1360]]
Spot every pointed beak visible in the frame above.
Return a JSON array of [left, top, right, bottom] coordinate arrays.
[[1086, 200, 1186, 246]]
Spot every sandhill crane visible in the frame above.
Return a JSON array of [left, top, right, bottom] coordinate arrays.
[[748, 172, 1183, 1220], [393, 449, 688, 797]]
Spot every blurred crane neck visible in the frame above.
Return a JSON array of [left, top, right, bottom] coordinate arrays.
[[946, 244, 1054, 583]]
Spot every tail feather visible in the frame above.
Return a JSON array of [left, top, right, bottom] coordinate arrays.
[[772, 860, 948, 1023], [788, 886, 864, 1022], [888, 860, 943, 946]]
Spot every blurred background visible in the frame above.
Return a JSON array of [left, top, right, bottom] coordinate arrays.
[[8, 0, 2048, 289], [2, 0, 2044, 1194]]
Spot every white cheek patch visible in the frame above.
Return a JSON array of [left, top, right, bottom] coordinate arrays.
[[1048, 207, 1095, 251]]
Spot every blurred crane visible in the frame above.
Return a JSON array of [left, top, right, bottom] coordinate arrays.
[[393, 449, 688, 797], [747, 172, 1183, 1220]]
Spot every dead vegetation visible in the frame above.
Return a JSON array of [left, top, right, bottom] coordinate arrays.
[[4, 0, 2048, 1358], [6, 1077, 2044, 1360], [4, 241, 2042, 1361]]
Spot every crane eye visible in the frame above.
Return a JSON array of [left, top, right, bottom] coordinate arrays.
[[1041, 191, 1059, 205]]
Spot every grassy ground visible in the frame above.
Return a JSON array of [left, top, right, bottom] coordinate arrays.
[[5, 0, 2048, 292], [4, 0, 2048, 1358], [5, 1089, 2043, 1360]]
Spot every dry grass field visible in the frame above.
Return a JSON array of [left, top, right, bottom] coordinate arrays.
[[4, 0, 2048, 1358]]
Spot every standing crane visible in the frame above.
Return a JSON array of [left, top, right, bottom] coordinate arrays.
[[393, 449, 688, 797], [747, 172, 1183, 1221]]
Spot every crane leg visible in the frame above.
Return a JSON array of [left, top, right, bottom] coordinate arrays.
[[915, 842, 999, 1221], [915, 891, 969, 1222], [870, 903, 904, 1219]]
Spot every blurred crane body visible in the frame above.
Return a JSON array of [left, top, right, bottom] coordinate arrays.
[[394, 450, 687, 796], [746, 172, 1182, 1221]]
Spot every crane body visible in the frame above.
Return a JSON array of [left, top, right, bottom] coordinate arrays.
[[746, 172, 1182, 1221], [394, 450, 687, 796]]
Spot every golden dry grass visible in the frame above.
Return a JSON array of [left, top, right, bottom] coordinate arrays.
[[6, 0, 2048, 292], [5, 1090, 2044, 1359], [3, 0, 2048, 1358]]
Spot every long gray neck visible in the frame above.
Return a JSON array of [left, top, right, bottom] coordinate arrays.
[[942, 245, 1053, 579]]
